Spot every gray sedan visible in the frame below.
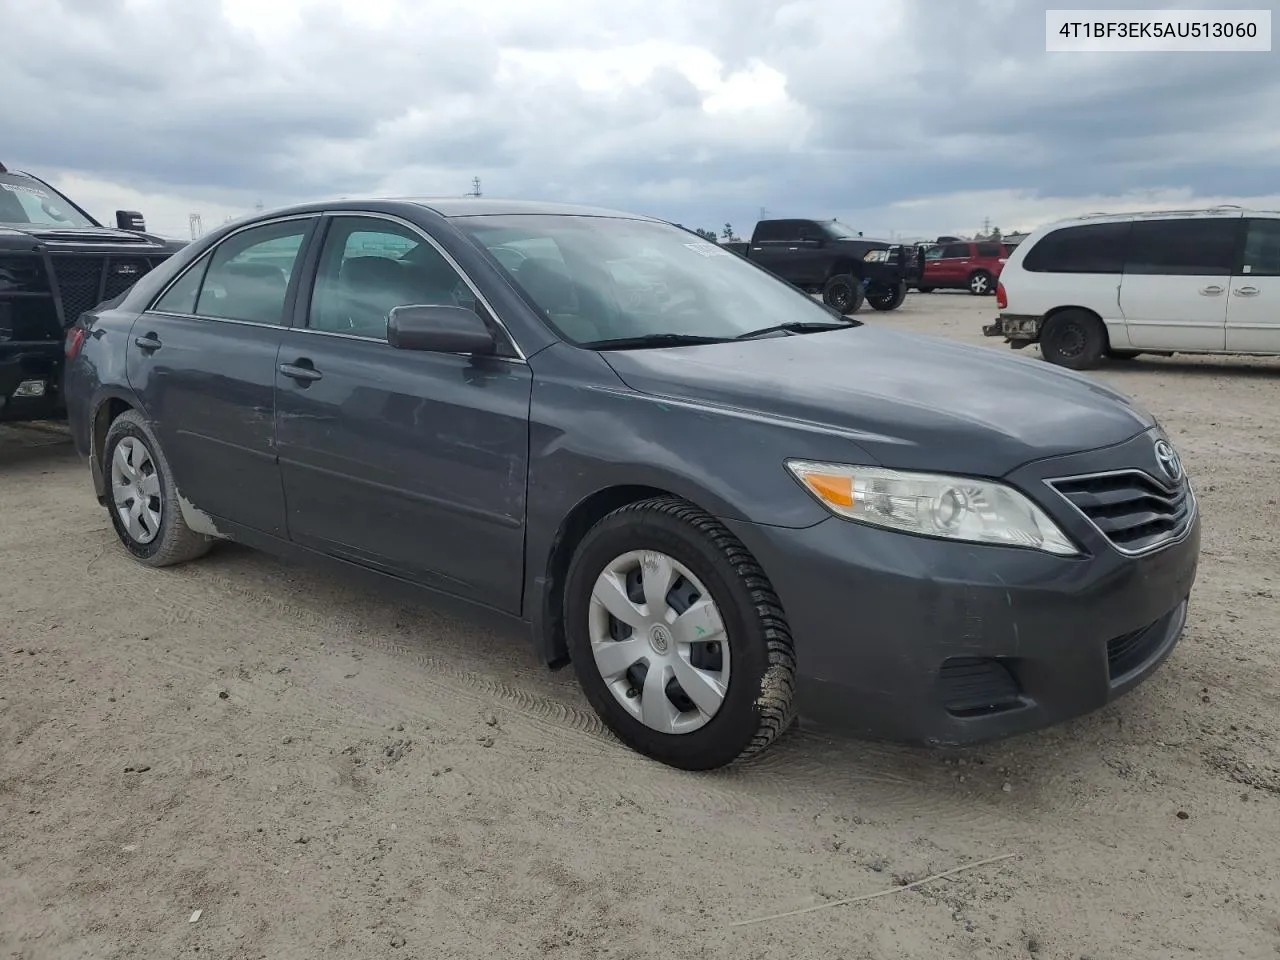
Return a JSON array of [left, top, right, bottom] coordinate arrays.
[[64, 198, 1200, 769]]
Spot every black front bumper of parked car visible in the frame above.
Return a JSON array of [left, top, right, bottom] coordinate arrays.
[[722, 431, 1200, 747]]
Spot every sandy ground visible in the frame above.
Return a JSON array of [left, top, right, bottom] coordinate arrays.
[[2, 293, 1279, 960]]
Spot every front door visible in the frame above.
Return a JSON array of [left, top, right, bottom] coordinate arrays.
[[1118, 214, 1242, 351], [922, 242, 971, 287], [274, 214, 533, 612], [1225, 217, 1280, 353], [127, 216, 318, 536]]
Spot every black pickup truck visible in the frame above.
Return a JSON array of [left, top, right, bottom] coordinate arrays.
[[723, 218, 923, 314], [1, 163, 186, 424]]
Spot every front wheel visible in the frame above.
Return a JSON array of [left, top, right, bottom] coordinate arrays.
[[103, 409, 213, 567], [867, 281, 907, 311], [822, 274, 865, 315], [563, 497, 797, 770]]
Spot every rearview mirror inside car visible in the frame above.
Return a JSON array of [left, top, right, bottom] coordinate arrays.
[[387, 304, 497, 355]]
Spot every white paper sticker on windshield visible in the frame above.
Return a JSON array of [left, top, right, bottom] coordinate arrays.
[[683, 241, 731, 258], [1, 182, 50, 199]]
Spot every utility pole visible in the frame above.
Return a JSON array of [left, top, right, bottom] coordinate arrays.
[[188, 213, 203, 239], [759, 206, 769, 221], [468, 177, 482, 197]]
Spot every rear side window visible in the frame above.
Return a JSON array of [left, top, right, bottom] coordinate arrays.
[[974, 242, 1002, 257], [194, 220, 312, 325], [1125, 218, 1239, 276], [753, 221, 791, 242], [1239, 219, 1280, 277], [152, 254, 210, 315], [1022, 222, 1131, 274]]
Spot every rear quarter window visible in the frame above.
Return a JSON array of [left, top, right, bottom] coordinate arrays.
[[974, 242, 1002, 257], [1022, 222, 1131, 274]]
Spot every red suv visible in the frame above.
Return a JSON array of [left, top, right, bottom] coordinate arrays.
[[916, 240, 1018, 295]]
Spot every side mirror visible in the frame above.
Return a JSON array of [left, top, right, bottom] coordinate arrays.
[[387, 304, 497, 355], [116, 210, 146, 232]]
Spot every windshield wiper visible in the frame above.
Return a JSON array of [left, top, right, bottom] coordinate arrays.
[[579, 333, 734, 350], [735, 320, 854, 340]]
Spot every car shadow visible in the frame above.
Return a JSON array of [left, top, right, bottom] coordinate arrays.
[[1104, 356, 1280, 378], [0, 421, 76, 469]]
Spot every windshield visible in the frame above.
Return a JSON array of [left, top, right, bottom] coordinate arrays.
[[458, 215, 850, 345], [822, 220, 862, 239], [0, 174, 96, 228]]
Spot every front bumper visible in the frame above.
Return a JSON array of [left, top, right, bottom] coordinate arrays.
[[723, 437, 1200, 746]]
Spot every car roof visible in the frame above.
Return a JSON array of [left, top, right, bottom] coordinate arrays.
[[293, 196, 659, 221], [1041, 206, 1280, 230]]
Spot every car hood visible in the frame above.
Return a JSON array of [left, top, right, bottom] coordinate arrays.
[[0, 223, 181, 251], [599, 325, 1154, 477]]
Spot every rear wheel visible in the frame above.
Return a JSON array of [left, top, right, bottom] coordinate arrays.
[[1039, 309, 1107, 370], [103, 409, 213, 567], [563, 497, 796, 770], [867, 281, 907, 311], [822, 274, 864, 315], [968, 270, 994, 296]]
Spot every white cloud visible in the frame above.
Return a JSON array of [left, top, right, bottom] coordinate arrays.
[[2, 0, 1276, 242]]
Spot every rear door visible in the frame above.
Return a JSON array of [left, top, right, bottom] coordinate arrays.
[[1225, 217, 1280, 353], [274, 213, 533, 612], [1118, 214, 1242, 351], [749, 220, 804, 284], [127, 215, 318, 535]]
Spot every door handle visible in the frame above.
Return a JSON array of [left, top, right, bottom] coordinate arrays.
[[788, 247, 798, 251], [134, 333, 162, 351], [1199, 285, 1224, 296], [278, 361, 322, 383], [1234, 286, 1260, 296]]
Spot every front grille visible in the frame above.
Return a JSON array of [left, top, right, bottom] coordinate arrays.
[[1048, 469, 1193, 555], [48, 254, 165, 325], [49, 255, 106, 324]]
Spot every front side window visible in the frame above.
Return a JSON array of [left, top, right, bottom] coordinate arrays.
[[1125, 217, 1239, 276], [1240, 219, 1280, 277], [0, 173, 95, 228], [308, 216, 478, 340], [459, 214, 854, 346], [194, 219, 312, 325], [1022, 222, 1131, 274]]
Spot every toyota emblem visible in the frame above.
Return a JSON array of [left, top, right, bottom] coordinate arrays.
[[1154, 439, 1182, 482]]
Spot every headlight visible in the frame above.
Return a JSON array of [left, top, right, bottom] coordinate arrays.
[[786, 460, 1079, 555]]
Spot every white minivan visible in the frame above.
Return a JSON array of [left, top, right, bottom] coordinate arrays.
[[983, 207, 1280, 369]]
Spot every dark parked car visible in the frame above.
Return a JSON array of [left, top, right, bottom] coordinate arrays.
[[724, 219, 922, 313], [64, 198, 1200, 770], [0, 162, 185, 423]]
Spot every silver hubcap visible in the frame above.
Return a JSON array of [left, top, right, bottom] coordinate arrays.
[[588, 550, 730, 735], [110, 436, 163, 545], [972, 275, 989, 293]]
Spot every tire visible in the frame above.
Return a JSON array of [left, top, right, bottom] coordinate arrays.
[[1039, 309, 1107, 370], [867, 281, 907, 311], [563, 496, 796, 771], [822, 274, 864, 315], [102, 409, 213, 567], [967, 270, 994, 296]]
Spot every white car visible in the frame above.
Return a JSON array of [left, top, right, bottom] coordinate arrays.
[[983, 207, 1280, 369]]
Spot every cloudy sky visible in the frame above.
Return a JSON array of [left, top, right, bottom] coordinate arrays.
[[3, 0, 1277, 241]]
